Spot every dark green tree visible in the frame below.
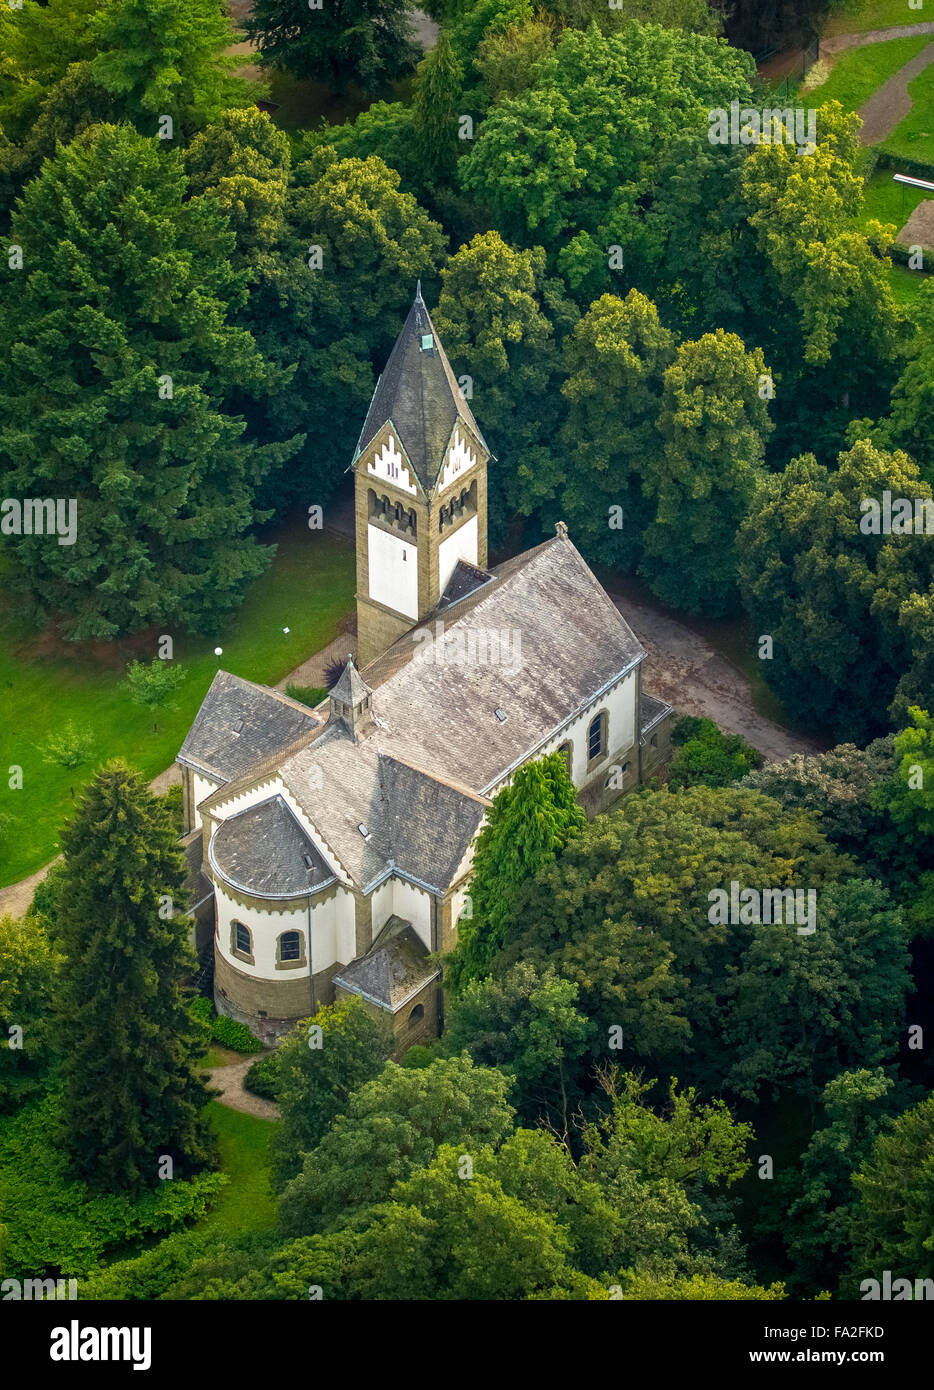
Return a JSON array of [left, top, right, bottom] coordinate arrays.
[[247, 0, 420, 93], [0, 123, 296, 640], [433, 231, 572, 546], [440, 961, 592, 1131], [271, 997, 394, 1189], [558, 290, 675, 572], [278, 1055, 515, 1234], [445, 751, 585, 994], [736, 441, 934, 743], [723, 878, 912, 1101], [848, 1092, 934, 1288], [639, 329, 772, 616], [769, 1069, 919, 1296], [243, 148, 446, 515], [50, 761, 216, 1194], [459, 21, 753, 275], [497, 785, 851, 1090]]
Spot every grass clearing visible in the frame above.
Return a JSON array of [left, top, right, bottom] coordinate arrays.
[[801, 34, 930, 111], [198, 1101, 280, 1238], [824, 0, 934, 37], [0, 517, 355, 888]]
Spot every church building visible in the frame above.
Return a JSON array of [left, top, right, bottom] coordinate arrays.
[[177, 287, 673, 1049]]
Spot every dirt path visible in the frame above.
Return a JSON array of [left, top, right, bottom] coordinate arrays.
[[612, 594, 824, 764], [854, 38, 934, 144], [205, 1056, 281, 1119], [822, 22, 934, 56]]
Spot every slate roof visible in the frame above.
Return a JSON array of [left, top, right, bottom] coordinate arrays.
[[177, 671, 320, 783], [359, 530, 645, 793], [209, 794, 336, 899], [330, 655, 371, 707], [640, 692, 672, 738], [181, 829, 213, 912], [353, 286, 489, 494], [270, 733, 487, 893], [190, 531, 645, 899], [333, 915, 439, 1011], [437, 558, 494, 610]]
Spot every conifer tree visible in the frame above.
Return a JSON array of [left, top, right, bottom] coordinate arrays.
[[51, 761, 217, 1195], [445, 751, 585, 994], [0, 123, 297, 640], [90, 0, 253, 139], [412, 29, 464, 183]]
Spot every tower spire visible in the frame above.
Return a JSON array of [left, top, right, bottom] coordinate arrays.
[[415, 279, 423, 303]]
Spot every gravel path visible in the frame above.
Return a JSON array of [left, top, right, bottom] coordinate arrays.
[[611, 594, 825, 764], [205, 1057, 281, 1120]]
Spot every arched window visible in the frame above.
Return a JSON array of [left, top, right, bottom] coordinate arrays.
[[588, 711, 607, 763], [231, 920, 253, 963], [558, 741, 573, 777], [409, 1004, 424, 1025], [279, 931, 301, 962]]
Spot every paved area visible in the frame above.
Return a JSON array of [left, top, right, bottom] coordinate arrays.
[[611, 593, 824, 764], [897, 196, 934, 246], [205, 1056, 281, 1119]]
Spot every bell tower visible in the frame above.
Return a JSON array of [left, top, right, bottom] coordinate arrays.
[[351, 284, 491, 667]]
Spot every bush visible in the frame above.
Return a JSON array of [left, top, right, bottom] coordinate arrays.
[[244, 1052, 281, 1100], [0, 1095, 226, 1279], [189, 996, 263, 1054], [400, 1044, 436, 1069], [671, 715, 708, 747], [41, 720, 95, 768], [668, 716, 763, 790], [285, 683, 328, 710], [211, 1015, 264, 1054]]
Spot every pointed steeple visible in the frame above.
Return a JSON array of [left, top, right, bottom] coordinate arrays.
[[329, 656, 374, 739], [352, 285, 489, 494]]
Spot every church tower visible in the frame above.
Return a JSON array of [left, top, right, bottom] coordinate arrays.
[[351, 284, 491, 666]]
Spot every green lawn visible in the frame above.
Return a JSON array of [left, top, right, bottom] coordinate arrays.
[[0, 517, 355, 888], [882, 56, 934, 163], [802, 34, 930, 111], [859, 165, 930, 226], [198, 1101, 280, 1238], [824, 0, 934, 36]]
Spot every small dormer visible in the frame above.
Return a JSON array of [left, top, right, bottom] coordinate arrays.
[[328, 655, 374, 740]]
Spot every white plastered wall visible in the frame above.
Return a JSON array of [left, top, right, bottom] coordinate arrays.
[[438, 514, 478, 593], [367, 523, 418, 619], [214, 882, 356, 980]]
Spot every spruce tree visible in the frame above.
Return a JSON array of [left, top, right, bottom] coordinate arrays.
[[445, 751, 586, 994], [412, 28, 463, 183], [89, 0, 253, 139], [51, 761, 217, 1195], [0, 123, 297, 640]]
